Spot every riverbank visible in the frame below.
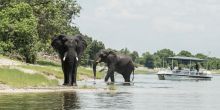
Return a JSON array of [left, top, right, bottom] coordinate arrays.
[[0, 86, 116, 94], [0, 55, 104, 89], [211, 70, 220, 74]]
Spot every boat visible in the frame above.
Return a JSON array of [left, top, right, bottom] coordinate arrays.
[[157, 56, 212, 80]]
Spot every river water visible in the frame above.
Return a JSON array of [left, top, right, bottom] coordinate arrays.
[[0, 74, 220, 110]]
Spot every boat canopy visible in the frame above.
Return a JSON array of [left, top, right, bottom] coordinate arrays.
[[167, 56, 205, 62]]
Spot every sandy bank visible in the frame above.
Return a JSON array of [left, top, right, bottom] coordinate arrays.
[[0, 86, 114, 94]]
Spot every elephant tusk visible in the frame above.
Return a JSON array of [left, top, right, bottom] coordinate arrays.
[[63, 52, 68, 61], [96, 57, 101, 63], [75, 53, 79, 61]]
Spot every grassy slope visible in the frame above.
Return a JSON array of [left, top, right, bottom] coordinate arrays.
[[0, 56, 104, 88], [0, 68, 58, 88]]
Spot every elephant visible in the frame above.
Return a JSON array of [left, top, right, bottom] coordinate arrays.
[[93, 49, 135, 83], [51, 34, 87, 86]]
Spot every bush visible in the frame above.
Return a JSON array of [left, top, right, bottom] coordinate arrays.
[[0, 3, 38, 63], [0, 41, 13, 54]]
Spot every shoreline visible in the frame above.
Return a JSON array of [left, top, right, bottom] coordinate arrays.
[[0, 86, 111, 94]]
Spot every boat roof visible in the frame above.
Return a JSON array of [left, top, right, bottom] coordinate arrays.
[[168, 56, 205, 61]]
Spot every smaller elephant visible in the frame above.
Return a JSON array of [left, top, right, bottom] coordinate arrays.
[[93, 49, 135, 83]]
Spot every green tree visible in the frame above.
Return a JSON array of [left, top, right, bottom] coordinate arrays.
[[29, 0, 81, 51], [178, 50, 193, 57], [80, 37, 105, 66], [142, 52, 154, 68], [88, 40, 105, 60], [153, 55, 162, 68], [0, 3, 38, 63], [130, 51, 139, 62], [195, 53, 207, 59], [154, 49, 175, 68], [0, 0, 81, 51], [120, 48, 130, 56]]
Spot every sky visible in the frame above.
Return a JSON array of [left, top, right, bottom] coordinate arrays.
[[75, 0, 220, 57]]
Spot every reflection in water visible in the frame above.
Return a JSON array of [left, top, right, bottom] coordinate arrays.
[[0, 92, 80, 110], [94, 92, 133, 110], [62, 92, 80, 109], [0, 74, 220, 110]]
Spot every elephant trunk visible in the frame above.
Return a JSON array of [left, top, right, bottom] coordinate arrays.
[[93, 57, 102, 81]]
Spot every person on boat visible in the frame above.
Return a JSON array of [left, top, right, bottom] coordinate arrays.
[[195, 63, 200, 73]]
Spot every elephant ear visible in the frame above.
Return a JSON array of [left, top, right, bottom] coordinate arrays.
[[51, 34, 67, 52], [74, 34, 87, 57]]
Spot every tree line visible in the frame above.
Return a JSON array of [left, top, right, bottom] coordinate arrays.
[[0, 0, 81, 63], [0, 0, 219, 70]]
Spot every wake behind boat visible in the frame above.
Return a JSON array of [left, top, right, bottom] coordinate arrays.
[[157, 56, 212, 80]]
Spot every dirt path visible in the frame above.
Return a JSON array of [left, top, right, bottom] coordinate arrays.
[[0, 58, 22, 66]]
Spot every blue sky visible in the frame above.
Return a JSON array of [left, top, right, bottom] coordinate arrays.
[[75, 0, 220, 57]]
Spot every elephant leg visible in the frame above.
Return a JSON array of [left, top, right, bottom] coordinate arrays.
[[105, 73, 110, 82], [105, 71, 114, 82], [122, 73, 130, 82], [62, 62, 68, 85], [72, 64, 78, 86], [110, 73, 115, 83], [67, 62, 74, 86], [105, 65, 115, 82]]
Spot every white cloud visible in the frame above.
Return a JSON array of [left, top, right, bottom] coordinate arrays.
[[93, 0, 146, 20]]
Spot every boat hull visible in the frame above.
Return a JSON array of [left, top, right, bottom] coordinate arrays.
[[157, 74, 212, 80]]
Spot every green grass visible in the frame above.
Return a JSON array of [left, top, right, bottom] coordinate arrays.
[[0, 54, 3, 58], [19, 64, 103, 80], [135, 69, 158, 74], [36, 60, 60, 67], [0, 68, 58, 88], [135, 69, 152, 74], [19, 65, 64, 79], [0, 57, 104, 88], [78, 67, 104, 79]]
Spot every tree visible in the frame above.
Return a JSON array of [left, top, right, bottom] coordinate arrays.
[[154, 49, 175, 68], [142, 52, 154, 68], [130, 51, 139, 62], [195, 53, 207, 59], [0, 0, 81, 51], [29, 0, 81, 51], [80, 36, 105, 66], [0, 3, 38, 63], [155, 49, 175, 58], [88, 40, 105, 60], [153, 55, 162, 68], [0, 0, 82, 63], [178, 50, 193, 57], [120, 48, 130, 56]]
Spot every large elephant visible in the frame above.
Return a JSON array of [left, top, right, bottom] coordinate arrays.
[[51, 34, 87, 86], [93, 49, 135, 83]]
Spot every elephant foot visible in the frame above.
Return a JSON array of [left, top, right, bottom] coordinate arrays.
[[65, 83, 77, 86], [63, 83, 68, 86], [123, 82, 131, 86], [106, 82, 114, 85], [66, 84, 73, 86], [72, 83, 77, 86]]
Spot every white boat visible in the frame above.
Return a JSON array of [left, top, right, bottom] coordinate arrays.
[[157, 56, 212, 80]]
